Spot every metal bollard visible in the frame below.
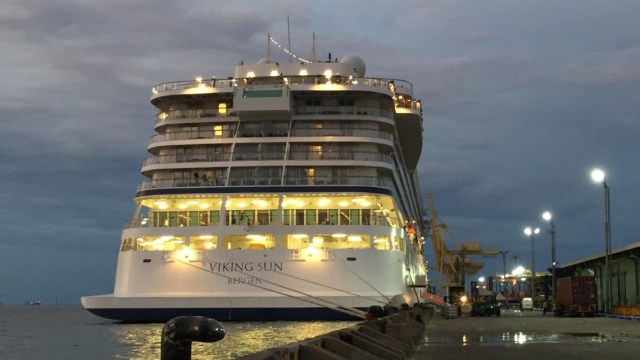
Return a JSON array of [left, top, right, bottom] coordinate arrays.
[[161, 316, 226, 360]]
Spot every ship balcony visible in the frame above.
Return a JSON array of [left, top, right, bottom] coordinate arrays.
[[293, 105, 394, 120], [285, 75, 396, 98], [135, 175, 394, 193], [140, 151, 395, 173], [145, 128, 395, 150], [155, 109, 234, 123], [390, 79, 414, 97], [289, 128, 393, 142], [287, 150, 394, 164], [394, 104, 421, 117], [282, 175, 394, 187], [154, 109, 237, 131], [150, 76, 408, 103], [150, 78, 236, 101], [142, 153, 233, 168], [147, 132, 238, 150], [124, 210, 402, 230]]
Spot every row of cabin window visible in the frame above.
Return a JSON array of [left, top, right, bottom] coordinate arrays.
[[148, 208, 384, 227]]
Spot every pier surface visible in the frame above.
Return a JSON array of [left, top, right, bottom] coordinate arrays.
[[234, 308, 640, 359], [417, 309, 640, 359]]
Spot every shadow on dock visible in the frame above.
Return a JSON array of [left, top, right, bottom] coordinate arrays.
[[237, 306, 433, 360]]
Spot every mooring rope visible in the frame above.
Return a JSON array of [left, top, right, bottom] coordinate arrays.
[[270, 269, 388, 306], [167, 257, 367, 319], [334, 255, 392, 303]]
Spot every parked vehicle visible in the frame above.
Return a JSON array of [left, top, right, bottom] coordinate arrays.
[[471, 294, 501, 317], [520, 297, 533, 311], [556, 276, 597, 317]]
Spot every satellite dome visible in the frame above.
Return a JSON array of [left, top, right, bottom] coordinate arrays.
[[340, 54, 366, 77], [257, 57, 269, 64]]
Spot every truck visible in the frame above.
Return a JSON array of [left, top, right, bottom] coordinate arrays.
[[555, 276, 597, 317], [471, 292, 501, 317]]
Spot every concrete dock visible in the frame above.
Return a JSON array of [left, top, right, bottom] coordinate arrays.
[[416, 308, 640, 359], [235, 307, 640, 359], [237, 307, 431, 359]]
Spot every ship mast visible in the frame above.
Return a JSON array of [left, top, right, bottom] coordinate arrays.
[[287, 16, 292, 63], [266, 33, 272, 63], [311, 32, 317, 63]]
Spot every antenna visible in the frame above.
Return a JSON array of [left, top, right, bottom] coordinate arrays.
[[311, 32, 317, 63], [287, 16, 292, 63], [266, 33, 272, 63]]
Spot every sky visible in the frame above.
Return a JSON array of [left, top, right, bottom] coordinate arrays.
[[0, 0, 638, 304]]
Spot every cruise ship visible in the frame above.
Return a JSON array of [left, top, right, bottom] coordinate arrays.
[[82, 39, 427, 322]]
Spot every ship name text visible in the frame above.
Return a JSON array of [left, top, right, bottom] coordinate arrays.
[[208, 261, 283, 273]]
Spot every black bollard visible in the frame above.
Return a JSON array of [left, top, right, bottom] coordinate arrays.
[[161, 316, 225, 360], [365, 305, 386, 319]]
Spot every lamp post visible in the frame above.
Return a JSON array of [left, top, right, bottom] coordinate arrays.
[[499, 250, 509, 293], [542, 211, 556, 309], [524, 227, 540, 299], [591, 168, 611, 313]]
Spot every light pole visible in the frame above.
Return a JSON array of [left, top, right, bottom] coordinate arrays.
[[591, 168, 611, 313], [542, 211, 556, 309], [499, 250, 509, 293], [524, 227, 540, 299]]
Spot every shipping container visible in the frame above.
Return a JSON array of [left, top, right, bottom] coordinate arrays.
[[555, 276, 597, 316]]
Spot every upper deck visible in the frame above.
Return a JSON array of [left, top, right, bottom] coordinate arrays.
[[149, 55, 423, 170]]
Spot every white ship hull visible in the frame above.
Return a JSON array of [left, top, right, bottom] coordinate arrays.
[[82, 247, 423, 321], [82, 44, 428, 322]]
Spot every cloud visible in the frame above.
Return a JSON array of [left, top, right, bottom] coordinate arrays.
[[0, 0, 639, 304], [544, 47, 640, 87]]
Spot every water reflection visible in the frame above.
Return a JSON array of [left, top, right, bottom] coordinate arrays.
[[426, 332, 608, 347], [107, 321, 357, 359]]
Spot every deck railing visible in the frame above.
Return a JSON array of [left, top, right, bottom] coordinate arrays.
[[137, 175, 393, 192]]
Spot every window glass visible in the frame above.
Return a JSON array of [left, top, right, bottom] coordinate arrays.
[[190, 236, 217, 250], [222, 234, 275, 250]]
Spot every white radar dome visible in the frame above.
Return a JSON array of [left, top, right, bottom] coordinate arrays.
[[257, 57, 269, 64], [340, 55, 366, 77]]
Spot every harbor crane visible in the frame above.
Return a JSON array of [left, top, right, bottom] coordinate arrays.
[[426, 193, 498, 302]]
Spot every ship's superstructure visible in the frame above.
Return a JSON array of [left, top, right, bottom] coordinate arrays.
[[82, 45, 427, 322]]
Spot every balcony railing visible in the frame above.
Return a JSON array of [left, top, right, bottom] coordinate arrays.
[[151, 76, 411, 97], [155, 109, 233, 123], [125, 212, 401, 229], [137, 175, 393, 192], [294, 105, 394, 119], [148, 128, 392, 145], [151, 77, 421, 113], [142, 153, 232, 167], [141, 150, 393, 168], [152, 78, 236, 96], [290, 128, 393, 140], [287, 150, 394, 164], [149, 131, 237, 143]]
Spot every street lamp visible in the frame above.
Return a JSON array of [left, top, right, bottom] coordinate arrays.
[[542, 211, 556, 309], [524, 227, 540, 298], [512, 266, 525, 275], [512, 266, 525, 295], [591, 168, 611, 313]]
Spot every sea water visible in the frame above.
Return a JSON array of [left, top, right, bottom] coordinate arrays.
[[0, 305, 357, 360]]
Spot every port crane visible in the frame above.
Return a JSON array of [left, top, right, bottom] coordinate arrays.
[[426, 193, 498, 302]]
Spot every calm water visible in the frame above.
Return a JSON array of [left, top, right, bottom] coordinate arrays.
[[0, 305, 357, 360]]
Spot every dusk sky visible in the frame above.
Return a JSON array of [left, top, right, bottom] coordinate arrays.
[[1, 0, 638, 304]]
